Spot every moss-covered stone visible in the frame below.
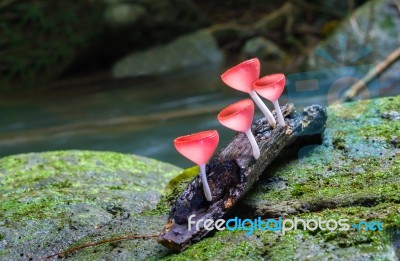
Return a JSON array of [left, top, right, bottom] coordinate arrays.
[[0, 96, 399, 260], [162, 204, 399, 261], [0, 150, 181, 260], [160, 95, 400, 260]]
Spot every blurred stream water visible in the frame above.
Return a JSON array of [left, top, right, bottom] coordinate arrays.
[[0, 63, 398, 168]]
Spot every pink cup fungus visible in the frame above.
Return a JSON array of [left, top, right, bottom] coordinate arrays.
[[221, 58, 277, 128], [253, 73, 286, 127], [217, 99, 260, 159], [174, 130, 219, 201]]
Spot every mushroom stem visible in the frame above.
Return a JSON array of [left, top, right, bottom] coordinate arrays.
[[272, 100, 285, 127], [244, 129, 260, 159], [199, 164, 212, 201], [249, 90, 276, 128]]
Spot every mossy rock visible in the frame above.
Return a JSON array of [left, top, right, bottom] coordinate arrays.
[[0, 95, 399, 260], [0, 151, 182, 260], [162, 95, 400, 260]]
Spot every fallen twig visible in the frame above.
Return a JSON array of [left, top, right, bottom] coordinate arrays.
[[342, 47, 400, 102], [44, 234, 158, 260]]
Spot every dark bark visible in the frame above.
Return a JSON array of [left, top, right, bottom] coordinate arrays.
[[157, 103, 327, 252]]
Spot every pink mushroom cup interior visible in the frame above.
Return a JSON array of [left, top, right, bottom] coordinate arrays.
[[217, 99, 255, 132], [221, 58, 260, 93], [253, 73, 286, 101], [174, 130, 219, 166]]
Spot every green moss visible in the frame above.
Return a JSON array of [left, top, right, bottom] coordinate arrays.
[[167, 203, 399, 260], [247, 148, 399, 210], [329, 99, 374, 120], [0, 150, 181, 222], [246, 96, 400, 208], [359, 120, 400, 142], [164, 165, 199, 196], [332, 134, 347, 150], [292, 204, 399, 259], [379, 96, 400, 112], [1, 196, 66, 220], [144, 166, 199, 216], [0, 150, 180, 194], [162, 229, 262, 260]]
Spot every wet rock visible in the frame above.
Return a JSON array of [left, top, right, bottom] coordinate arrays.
[[391, 137, 400, 148], [104, 3, 146, 26], [242, 96, 400, 260], [112, 30, 223, 78], [160, 95, 400, 260], [207, 23, 247, 47], [382, 111, 400, 121], [0, 151, 181, 260]]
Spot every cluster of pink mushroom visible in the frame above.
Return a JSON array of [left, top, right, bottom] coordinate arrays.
[[174, 58, 287, 202]]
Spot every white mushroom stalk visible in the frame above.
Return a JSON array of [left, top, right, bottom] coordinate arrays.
[[249, 90, 277, 128], [253, 73, 287, 127]]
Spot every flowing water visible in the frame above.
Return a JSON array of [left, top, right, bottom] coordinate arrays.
[[0, 62, 398, 168]]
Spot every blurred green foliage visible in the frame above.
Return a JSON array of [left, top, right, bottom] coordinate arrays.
[[0, 0, 104, 92]]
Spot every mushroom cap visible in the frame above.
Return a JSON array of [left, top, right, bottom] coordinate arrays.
[[174, 130, 219, 165], [217, 99, 254, 132], [253, 73, 286, 101], [221, 58, 260, 93]]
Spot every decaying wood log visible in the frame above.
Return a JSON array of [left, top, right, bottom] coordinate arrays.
[[158, 103, 327, 252]]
